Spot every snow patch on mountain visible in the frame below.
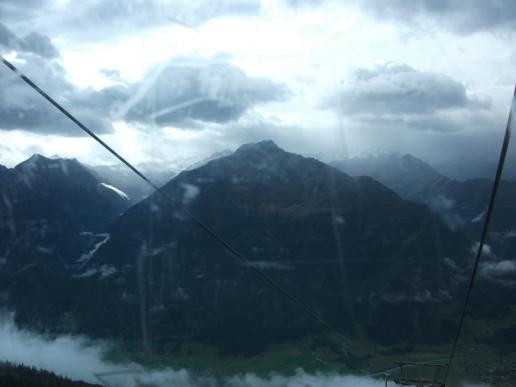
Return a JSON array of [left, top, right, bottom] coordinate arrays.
[[471, 209, 486, 223], [181, 183, 200, 204], [98, 182, 129, 200], [76, 233, 111, 269]]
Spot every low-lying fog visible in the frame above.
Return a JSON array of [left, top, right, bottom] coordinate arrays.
[[0, 312, 488, 387]]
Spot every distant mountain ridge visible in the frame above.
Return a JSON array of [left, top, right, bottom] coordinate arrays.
[[88, 150, 232, 204], [331, 152, 516, 231], [433, 157, 516, 182], [331, 152, 448, 203]]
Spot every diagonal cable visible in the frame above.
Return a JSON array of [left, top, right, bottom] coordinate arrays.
[[444, 86, 515, 382]]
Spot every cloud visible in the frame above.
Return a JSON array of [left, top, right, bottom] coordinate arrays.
[[480, 260, 516, 286], [0, 312, 491, 386], [328, 63, 490, 133], [0, 312, 388, 387], [481, 260, 516, 276], [100, 68, 123, 81], [381, 289, 451, 304], [18, 32, 60, 59], [2, 23, 286, 136], [0, 0, 50, 22], [354, 0, 516, 35], [0, 22, 59, 58], [0, 24, 102, 136], [0, 54, 120, 136], [119, 58, 288, 127], [17, 0, 261, 42], [332, 63, 487, 116], [291, 0, 516, 35], [74, 0, 260, 28], [0, 1, 263, 48], [0, 23, 18, 48], [317, 62, 508, 165], [286, 0, 325, 8]]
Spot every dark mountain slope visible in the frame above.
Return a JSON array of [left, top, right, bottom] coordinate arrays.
[[0, 155, 129, 263], [69, 141, 470, 353], [9, 155, 128, 230], [0, 155, 130, 328], [331, 153, 516, 320]]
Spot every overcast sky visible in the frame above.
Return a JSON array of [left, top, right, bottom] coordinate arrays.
[[0, 0, 515, 168]]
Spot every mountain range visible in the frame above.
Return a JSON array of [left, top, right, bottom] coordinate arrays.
[[1, 142, 515, 359], [331, 151, 516, 236]]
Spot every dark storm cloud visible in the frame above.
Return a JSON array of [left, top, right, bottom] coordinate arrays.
[[121, 60, 288, 127], [287, 0, 516, 35], [0, 24, 120, 137], [329, 63, 489, 132], [1, 29, 287, 136], [0, 0, 49, 22], [0, 56, 118, 136], [19, 32, 60, 58], [0, 1, 261, 44], [0, 23, 18, 47], [78, 0, 261, 25], [0, 22, 59, 58], [356, 0, 516, 35], [0, 24, 108, 136], [1, 13, 286, 135], [43, 0, 261, 41]]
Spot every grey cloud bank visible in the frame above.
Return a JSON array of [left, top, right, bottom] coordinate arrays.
[[0, 0, 50, 23], [1, 22, 287, 136], [330, 63, 489, 132], [0, 0, 514, 167], [0, 312, 386, 387], [0, 22, 59, 58], [338, 63, 488, 116], [0, 54, 116, 136], [120, 59, 288, 127], [7, 0, 516, 36], [323, 61, 510, 164], [1, 0, 261, 40], [356, 0, 516, 34]]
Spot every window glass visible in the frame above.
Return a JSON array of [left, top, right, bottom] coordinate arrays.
[[0, 2, 515, 386]]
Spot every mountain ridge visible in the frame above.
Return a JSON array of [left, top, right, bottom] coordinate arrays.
[[65, 141, 469, 353]]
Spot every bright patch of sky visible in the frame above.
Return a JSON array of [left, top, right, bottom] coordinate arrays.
[[0, 0, 515, 167]]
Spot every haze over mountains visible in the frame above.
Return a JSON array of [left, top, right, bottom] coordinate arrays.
[[87, 150, 233, 204], [1, 141, 515, 368], [332, 151, 516, 233], [434, 157, 516, 182]]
